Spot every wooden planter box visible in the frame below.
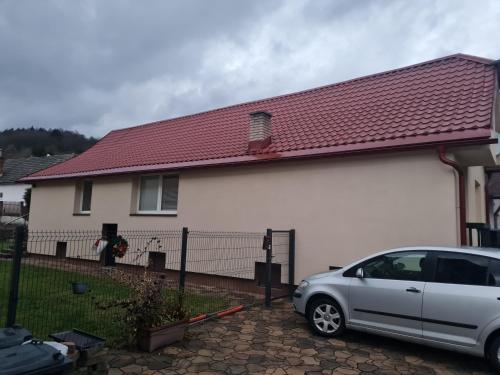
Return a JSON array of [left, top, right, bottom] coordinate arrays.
[[137, 320, 188, 352]]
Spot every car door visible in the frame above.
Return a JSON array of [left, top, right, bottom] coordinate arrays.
[[422, 252, 500, 347], [348, 250, 428, 338]]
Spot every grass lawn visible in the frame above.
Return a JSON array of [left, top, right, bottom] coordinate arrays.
[[0, 260, 230, 346], [0, 239, 12, 252]]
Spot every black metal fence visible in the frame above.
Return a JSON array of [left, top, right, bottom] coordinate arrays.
[[0, 225, 16, 316], [466, 222, 500, 247], [1, 226, 295, 345]]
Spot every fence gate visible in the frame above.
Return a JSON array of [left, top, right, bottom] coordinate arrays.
[[262, 229, 295, 307]]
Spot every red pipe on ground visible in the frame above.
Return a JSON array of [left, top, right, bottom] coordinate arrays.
[[216, 305, 244, 318], [188, 314, 208, 324], [437, 145, 467, 245], [188, 304, 246, 325]]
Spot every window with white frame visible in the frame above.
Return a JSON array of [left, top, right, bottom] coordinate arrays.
[[80, 180, 93, 213], [138, 175, 179, 214]]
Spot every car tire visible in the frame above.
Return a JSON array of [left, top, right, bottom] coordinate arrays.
[[487, 335, 500, 372], [306, 297, 345, 337]]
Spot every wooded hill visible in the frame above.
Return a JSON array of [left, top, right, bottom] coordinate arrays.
[[0, 128, 98, 158]]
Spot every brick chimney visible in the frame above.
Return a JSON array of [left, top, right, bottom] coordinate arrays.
[[248, 111, 272, 152], [0, 149, 3, 177]]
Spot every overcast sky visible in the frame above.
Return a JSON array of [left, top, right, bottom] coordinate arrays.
[[0, 0, 499, 137]]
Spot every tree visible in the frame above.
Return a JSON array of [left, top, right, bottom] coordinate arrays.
[[0, 128, 98, 158]]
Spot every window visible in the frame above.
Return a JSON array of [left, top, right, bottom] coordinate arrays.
[[139, 176, 159, 211], [138, 175, 178, 214], [80, 181, 92, 213], [362, 251, 427, 281], [435, 253, 488, 286], [488, 259, 500, 287]]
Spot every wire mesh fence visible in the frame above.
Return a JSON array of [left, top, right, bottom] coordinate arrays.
[[184, 231, 267, 311], [2, 226, 295, 346]]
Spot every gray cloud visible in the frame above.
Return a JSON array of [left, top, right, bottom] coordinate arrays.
[[0, 0, 499, 137]]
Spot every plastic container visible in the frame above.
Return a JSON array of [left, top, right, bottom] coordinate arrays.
[[71, 282, 88, 294], [0, 340, 73, 374], [0, 325, 32, 349], [50, 329, 105, 351]]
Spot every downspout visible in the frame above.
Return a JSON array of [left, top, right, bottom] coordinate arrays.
[[437, 145, 467, 245]]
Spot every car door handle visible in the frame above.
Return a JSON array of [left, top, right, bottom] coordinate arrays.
[[406, 287, 421, 293]]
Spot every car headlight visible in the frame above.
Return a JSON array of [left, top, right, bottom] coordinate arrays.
[[297, 280, 310, 290]]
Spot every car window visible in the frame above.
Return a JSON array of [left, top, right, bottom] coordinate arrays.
[[362, 251, 427, 281], [435, 253, 488, 286], [488, 259, 500, 287]]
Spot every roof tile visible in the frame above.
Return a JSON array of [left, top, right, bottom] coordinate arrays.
[[26, 54, 496, 180]]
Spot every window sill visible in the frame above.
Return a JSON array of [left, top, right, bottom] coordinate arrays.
[[130, 213, 177, 217], [73, 213, 91, 216]]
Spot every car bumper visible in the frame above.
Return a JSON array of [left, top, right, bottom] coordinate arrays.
[[292, 290, 307, 315]]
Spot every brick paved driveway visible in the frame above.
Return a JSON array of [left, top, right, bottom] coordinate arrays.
[[108, 301, 494, 375]]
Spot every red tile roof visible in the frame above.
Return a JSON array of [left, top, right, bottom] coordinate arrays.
[[24, 54, 497, 181]]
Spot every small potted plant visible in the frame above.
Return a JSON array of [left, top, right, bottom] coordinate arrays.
[[96, 243, 189, 351], [134, 277, 189, 352]]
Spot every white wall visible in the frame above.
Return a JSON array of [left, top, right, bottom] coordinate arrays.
[[29, 150, 458, 281], [0, 184, 30, 202]]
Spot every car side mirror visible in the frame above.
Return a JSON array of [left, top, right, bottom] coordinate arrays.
[[355, 267, 364, 279]]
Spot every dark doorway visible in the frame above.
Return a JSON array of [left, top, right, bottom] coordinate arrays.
[[149, 252, 166, 272], [55, 242, 67, 259]]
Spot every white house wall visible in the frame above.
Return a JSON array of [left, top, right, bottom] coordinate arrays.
[[28, 150, 459, 281], [0, 184, 30, 202]]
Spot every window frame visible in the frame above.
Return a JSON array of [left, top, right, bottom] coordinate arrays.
[[343, 250, 430, 281], [487, 258, 500, 287], [136, 174, 179, 215], [79, 180, 93, 214]]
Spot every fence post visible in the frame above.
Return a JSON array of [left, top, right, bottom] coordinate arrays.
[[179, 227, 188, 291], [288, 229, 295, 301], [265, 228, 273, 308], [6, 226, 25, 327]]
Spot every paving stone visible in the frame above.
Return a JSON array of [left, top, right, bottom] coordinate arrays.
[[121, 364, 145, 373], [287, 357, 303, 366], [302, 348, 318, 356], [198, 349, 213, 357], [356, 363, 378, 372], [106, 301, 493, 375], [302, 356, 320, 365], [109, 355, 136, 368], [228, 365, 246, 374]]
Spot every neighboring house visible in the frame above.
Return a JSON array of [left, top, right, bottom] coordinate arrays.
[[22, 54, 500, 281], [486, 166, 500, 228], [0, 151, 73, 222]]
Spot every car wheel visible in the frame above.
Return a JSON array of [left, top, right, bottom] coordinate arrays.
[[307, 297, 345, 337], [487, 335, 500, 372]]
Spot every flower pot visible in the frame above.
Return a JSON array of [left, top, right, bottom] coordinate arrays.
[[71, 282, 88, 295], [137, 320, 188, 352]]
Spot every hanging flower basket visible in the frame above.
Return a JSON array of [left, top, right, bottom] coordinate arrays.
[[112, 236, 129, 258]]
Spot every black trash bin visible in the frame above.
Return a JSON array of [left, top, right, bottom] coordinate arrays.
[[490, 229, 500, 248], [479, 227, 494, 247], [0, 340, 73, 375], [0, 325, 32, 349]]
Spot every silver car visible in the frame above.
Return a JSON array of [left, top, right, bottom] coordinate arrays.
[[293, 247, 500, 370]]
